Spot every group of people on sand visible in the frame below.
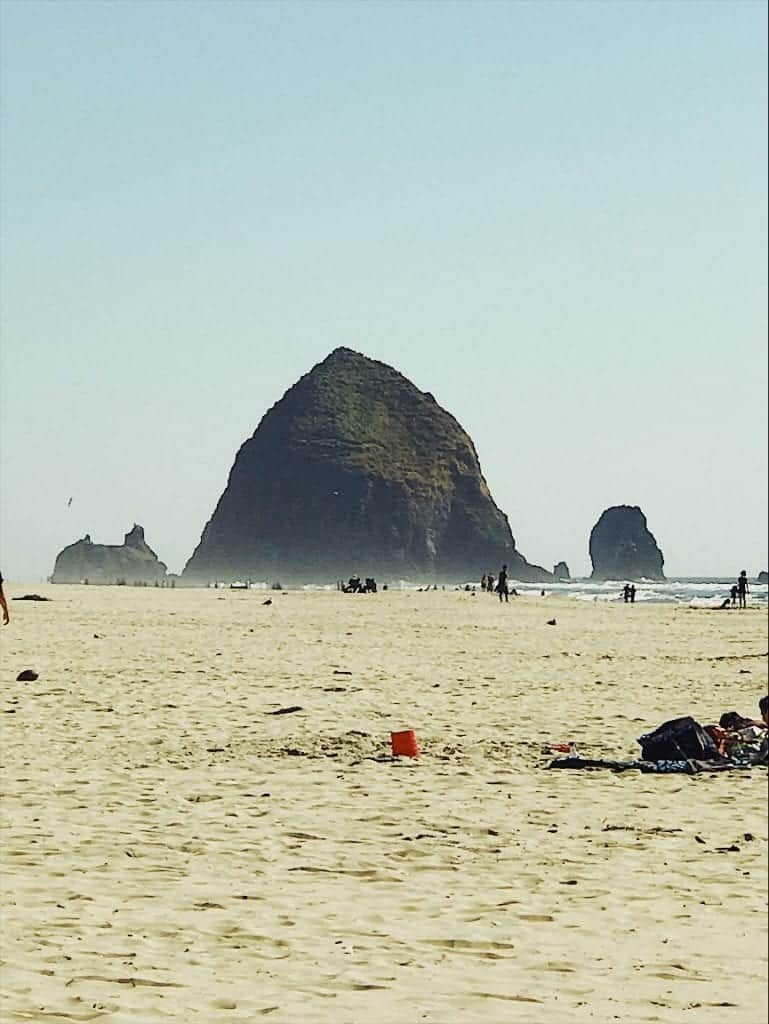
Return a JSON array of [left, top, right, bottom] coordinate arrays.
[[717, 570, 753, 609], [340, 575, 378, 594], [480, 566, 519, 602], [624, 571, 755, 609], [705, 695, 769, 764], [555, 696, 769, 772], [622, 583, 637, 603], [730, 570, 750, 608]]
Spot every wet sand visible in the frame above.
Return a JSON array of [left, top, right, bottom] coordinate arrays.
[[1, 585, 767, 1023]]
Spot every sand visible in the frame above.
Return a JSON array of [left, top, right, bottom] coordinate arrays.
[[1, 584, 767, 1023]]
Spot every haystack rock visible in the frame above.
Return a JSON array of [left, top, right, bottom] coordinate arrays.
[[51, 525, 168, 584], [553, 561, 571, 580], [183, 348, 552, 584], [758, 571, 769, 585], [589, 506, 665, 581]]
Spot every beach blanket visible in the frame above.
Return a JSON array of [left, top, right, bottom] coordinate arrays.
[[546, 755, 762, 774]]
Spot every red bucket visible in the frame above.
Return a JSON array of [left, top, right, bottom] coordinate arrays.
[[391, 730, 420, 757]]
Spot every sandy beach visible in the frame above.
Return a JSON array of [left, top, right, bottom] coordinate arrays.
[[1, 585, 766, 1024]]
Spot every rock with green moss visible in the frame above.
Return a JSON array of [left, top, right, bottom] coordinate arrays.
[[52, 524, 168, 584], [183, 348, 551, 585]]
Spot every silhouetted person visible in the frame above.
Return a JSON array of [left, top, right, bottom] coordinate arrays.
[[622, 584, 631, 603], [630, 584, 636, 604], [0, 571, 8, 625], [730, 584, 739, 607], [487, 573, 495, 594], [737, 570, 749, 609], [497, 564, 509, 603]]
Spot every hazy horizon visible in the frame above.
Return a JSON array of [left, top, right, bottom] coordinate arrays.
[[1, 1, 767, 582]]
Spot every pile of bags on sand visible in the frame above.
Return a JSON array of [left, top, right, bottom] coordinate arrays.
[[548, 712, 768, 775]]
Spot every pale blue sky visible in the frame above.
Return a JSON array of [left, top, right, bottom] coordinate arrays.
[[1, 0, 766, 581]]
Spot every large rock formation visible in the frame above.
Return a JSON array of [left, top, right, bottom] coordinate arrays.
[[183, 348, 551, 584], [552, 561, 571, 580], [758, 571, 769, 585], [51, 525, 168, 584], [589, 506, 665, 581]]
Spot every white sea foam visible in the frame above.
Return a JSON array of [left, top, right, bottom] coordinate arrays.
[[511, 578, 768, 606], [207, 576, 768, 605]]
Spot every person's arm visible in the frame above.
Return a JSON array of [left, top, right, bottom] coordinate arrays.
[[0, 582, 9, 625]]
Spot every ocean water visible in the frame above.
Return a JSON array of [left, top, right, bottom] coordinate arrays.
[[487, 577, 769, 607], [288, 576, 767, 607], [216, 575, 768, 607]]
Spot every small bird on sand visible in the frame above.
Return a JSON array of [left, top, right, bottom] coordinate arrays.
[[546, 618, 557, 626], [262, 598, 272, 606]]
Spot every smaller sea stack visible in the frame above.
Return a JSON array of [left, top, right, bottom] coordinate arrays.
[[51, 525, 168, 584], [589, 506, 665, 581]]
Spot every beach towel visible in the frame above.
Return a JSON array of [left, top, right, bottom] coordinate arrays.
[[546, 756, 759, 774]]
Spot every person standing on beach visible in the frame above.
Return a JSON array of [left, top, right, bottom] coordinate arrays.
[[737, 570, 749, 609], [497, 564, 509, 603], [630, 584, 637, 604], [0, 571, 9, 625]]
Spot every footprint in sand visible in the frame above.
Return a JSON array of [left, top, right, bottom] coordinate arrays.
[[235, 934, 292, 960], [470, 992, 543, 1003], [422, 938, 516, 959]]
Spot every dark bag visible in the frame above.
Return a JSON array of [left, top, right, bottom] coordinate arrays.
[[638, 716, 719, 762]]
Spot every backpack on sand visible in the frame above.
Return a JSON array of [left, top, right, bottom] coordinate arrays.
[[638, 716, 719, 762]]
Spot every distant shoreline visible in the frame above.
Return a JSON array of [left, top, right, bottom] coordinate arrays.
[[5, 577, 768, 607]]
